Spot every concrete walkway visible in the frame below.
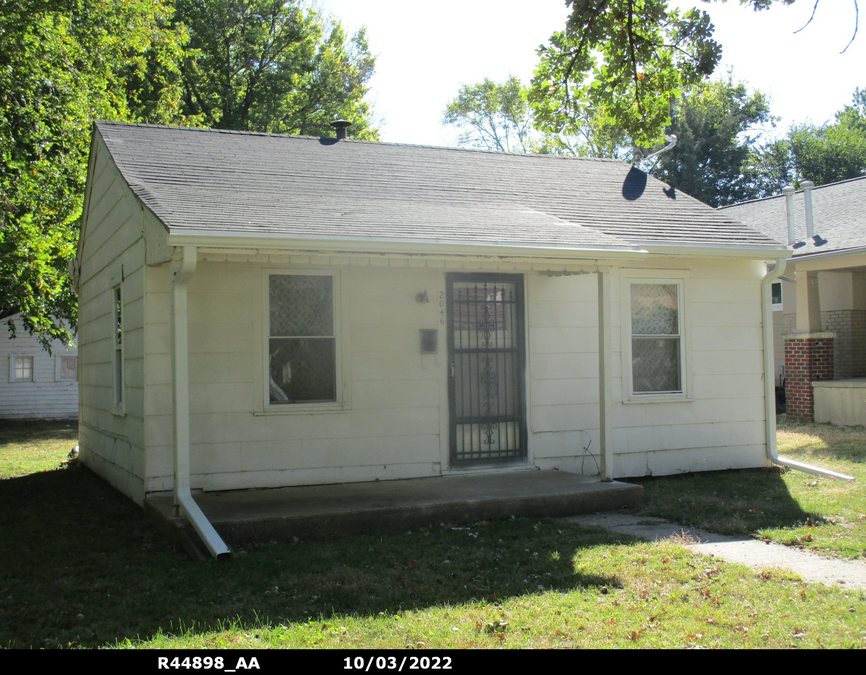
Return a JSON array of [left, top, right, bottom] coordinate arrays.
[[566, 512, 866, 590]]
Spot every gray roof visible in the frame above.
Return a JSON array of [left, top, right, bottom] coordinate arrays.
[[721, 176, 866, 258], [94, 122, 783, 253]]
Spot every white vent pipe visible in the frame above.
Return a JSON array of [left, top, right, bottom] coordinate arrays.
[[782, 185, 796, 245], [802, 180, 815, 239]]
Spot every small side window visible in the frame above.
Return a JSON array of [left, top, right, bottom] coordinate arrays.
[[113, 286, 124, 409], [10, 355, 34, 382], [771, 281, 783, 311], [56, 355, 78, 381]]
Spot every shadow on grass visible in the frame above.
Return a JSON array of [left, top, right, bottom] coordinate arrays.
[[623, 467, 824, 535], [0, 465, 630, 649]]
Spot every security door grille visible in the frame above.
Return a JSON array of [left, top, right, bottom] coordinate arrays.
[[447, 274, 527, 465]]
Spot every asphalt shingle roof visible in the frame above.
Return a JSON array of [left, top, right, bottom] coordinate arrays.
[[95, 122, 783, 252], [721, 176, 866, 258]]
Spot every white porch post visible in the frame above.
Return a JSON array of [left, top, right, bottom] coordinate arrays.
[[597, 268, 614, 481], [171, 245, 231, 558], [795, 270, 822, 333]]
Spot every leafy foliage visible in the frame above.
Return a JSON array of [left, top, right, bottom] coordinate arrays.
[[650, 77, 774, 206], [174, 0, 378, 139], [529, 0, 724, 147], [527, 1, 851, 147], [443, 76, 535, 152], [0, 0, 190, 348], [1, 1, 379, 347], [752, 87, 866, 190]]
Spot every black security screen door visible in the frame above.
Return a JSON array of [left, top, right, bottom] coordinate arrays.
[[447, 274, 527, 465]]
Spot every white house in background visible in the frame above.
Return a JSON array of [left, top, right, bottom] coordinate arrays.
[[722, 176, 866, 424], [0, 310, 78, 420], [75, 121, 788, 530]]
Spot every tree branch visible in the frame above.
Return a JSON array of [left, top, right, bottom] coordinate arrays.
[[841, 0, 859, 53], [793, 0, 820, 34]]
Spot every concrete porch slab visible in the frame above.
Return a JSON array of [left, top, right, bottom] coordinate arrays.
[[145, 470, 642, 554]]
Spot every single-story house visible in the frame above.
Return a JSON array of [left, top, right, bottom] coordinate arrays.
[[722, 177, 866, 424], [0, 310, 78, 420], [76, 121, 792, 555]]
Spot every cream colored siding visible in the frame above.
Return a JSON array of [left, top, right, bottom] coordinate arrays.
[[0, 314, 78, 419], [77, 135, 147, 504], [143, 261, 446, 493], [135, 255, 772, 493], [606, 259, 767, 477]]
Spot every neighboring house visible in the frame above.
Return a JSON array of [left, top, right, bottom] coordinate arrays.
[[76, 121, 787, 521], [723, 177, 866, 424], [0, 310, 78, 420]]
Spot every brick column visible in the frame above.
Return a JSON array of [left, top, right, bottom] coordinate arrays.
[[784, 332, 835, 422]]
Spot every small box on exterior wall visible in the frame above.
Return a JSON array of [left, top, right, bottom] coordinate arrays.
[[420, 329, 438, 354]]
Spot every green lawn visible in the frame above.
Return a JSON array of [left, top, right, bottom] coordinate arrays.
[[627, 419, 866, 560], [0, 420, 863, 649]]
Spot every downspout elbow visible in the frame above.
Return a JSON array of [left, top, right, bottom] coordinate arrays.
[[172, 245, 232, 558], [761, 258, 854, 482]]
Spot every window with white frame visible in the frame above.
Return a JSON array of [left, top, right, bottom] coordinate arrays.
[[268, 274, 337, 404], [113, 286, 124, 408], [56, 355, 77, 381], [10, 355, 34, 382], [771, 281, 783, 311], [629, 282, 684, 395]]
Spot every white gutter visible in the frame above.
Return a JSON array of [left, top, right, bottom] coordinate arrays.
[[635, 242, 789, 259], [167, 231, 648, 260], [172, 245, 232, 558], [761, 256, 855, 481]]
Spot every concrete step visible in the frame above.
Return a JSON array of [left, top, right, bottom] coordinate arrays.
[[145, 470, 642, 555]]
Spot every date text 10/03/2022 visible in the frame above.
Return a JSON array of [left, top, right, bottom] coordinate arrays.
[[344, 656, 453, 671]]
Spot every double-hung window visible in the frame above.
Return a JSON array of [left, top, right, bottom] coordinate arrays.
[[267, 273, 337, 405], [629, 281, 685, 396], [113, 285, 124, 410], [10, 355, 34, 382], [56, 355, 78, 381]]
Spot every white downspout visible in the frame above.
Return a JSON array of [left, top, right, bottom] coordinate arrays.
[[597, 268, 613, 481], [172, 245, 232, 557], [761, 257, 854, 481]]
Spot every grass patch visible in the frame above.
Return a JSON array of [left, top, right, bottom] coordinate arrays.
[[0, 420, 77, 477], [627, 418, 866, 560], [1, 422, 864, 649]]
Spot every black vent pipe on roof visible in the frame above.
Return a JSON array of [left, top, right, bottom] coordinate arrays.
[[331, 119, 351, 140]]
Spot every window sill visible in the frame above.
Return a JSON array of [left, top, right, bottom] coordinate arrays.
[[622, 393, 692, 405]]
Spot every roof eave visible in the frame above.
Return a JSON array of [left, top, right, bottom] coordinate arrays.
[[637, 242, 790, 260], [166, 230, 650, 260]]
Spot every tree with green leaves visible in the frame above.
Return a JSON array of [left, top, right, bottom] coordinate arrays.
[[442, 76, 535, 152], [529, 0, 857, 148], [442, 76, 630, 159], [762, 88, 866, 189], [650, 77, 774, 206], [174, 0, 378, 139], [0, 0, 190, 347]]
